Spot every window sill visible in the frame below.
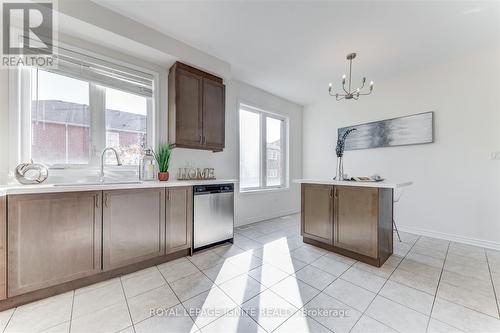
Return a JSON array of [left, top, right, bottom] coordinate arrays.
[[239, 186, 290, 195]]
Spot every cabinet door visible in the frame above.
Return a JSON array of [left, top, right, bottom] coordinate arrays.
[[8, 192, 102, 297], [103, 188, 165, 270], [0, 196, 6, 300], [334, 186, 378, 258], [202, 78, 225, 151], [166, 187, 192, 254], [175, 68, 203, 147], [301, 184, 334, 244]]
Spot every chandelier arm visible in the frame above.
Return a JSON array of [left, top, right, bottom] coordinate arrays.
[[348, 58, 353, 93], [336, 95, 345, 101], [357, 90, 373, 96], [342, 82, 350, 94]]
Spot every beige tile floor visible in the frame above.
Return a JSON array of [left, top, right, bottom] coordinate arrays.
[[1, 214, 500, 333]]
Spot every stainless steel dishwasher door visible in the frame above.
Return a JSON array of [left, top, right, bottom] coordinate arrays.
[[193, 191, 234, 249]]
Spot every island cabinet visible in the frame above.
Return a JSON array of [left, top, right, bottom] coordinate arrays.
[[166, 187, 193, 254], [7, 192, 102, 297], [102, 188, 165, 270], [301, 184, 334, 244], [168, 61, 225, 152], [301, 183, 393, 267]]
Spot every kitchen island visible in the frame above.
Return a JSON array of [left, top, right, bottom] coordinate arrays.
[[294, 179, 412, 267]]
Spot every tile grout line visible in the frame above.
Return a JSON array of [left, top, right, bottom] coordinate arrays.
[[223, 224, 330, 332], [270, 259, 356, 333], [68, 290, 75, 333], [194, 256, 265, 331], [131, 265, 186, 329], [119, 277, 137, 333], [156, 265, 199, 331], [1, 307, 17, 333], [485, 250, 500, 318], [347, 235, 422, 333], [424, 241, 450, 333]]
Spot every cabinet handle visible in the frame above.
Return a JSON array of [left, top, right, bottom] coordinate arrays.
[[199, 135, 203, 144], [334, 188, 338, 199], [166, 189, 169, 201], [104, 194, 109, 208], [329, 188, 333, 198], [95, 195, 99, 208], [203, 136, 207, 145]]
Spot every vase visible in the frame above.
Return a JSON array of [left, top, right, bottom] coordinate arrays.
[[335, 157, 344, 181], [158, 172, 169, 181]]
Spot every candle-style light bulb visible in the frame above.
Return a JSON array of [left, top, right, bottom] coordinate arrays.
[[370, 81, 374, 91], [342, 74, 346, 84]]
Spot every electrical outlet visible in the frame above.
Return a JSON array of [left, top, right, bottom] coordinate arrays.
[[491, 152, 500, 160]]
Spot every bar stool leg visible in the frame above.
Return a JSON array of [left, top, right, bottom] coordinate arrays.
[[393, 219, 402, 242]]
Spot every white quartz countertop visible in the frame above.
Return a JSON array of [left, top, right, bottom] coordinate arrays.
[[0, 179, 238, 196], [293, 179, 412, 189]]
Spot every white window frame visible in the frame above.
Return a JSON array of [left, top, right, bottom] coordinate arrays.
[[238, 102, 289, 193], [9, 42, 159, 170]]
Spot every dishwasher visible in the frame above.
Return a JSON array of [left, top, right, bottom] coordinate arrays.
[[193, 183, 234, 250]]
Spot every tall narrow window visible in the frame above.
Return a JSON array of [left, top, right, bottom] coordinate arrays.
[[239, 104, 287, 191]]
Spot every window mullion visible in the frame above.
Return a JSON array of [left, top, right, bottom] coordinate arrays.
[[261, 114, 267, 189], [281, 118, 286, 187], [89, 83, 106, 166]]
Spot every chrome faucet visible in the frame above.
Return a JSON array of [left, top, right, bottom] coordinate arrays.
[[100, 147, 122, 182]]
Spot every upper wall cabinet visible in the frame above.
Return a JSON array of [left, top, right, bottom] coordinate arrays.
[[168, 62, 225, 152]]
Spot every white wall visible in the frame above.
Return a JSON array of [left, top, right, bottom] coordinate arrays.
[[303, 48, 500, 248]]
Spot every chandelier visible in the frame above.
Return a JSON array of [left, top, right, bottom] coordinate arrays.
[[328, 52, 374, 101]]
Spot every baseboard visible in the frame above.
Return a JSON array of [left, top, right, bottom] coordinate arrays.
[[398, 225, 500, 251], [235, 209, 300, 227]]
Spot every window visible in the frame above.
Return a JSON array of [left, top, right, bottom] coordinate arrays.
[[31, 70, 90, 165], [239, 103, 287, 191], [18, 46, 155, 167]]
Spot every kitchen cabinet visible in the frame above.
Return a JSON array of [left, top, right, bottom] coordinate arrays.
[[169, 62, 225, 151], [301, 184, 334, 244], [333, 186, 379, 258], [7, 192, 102, 297], [166, 187, 193, 254], [0, 197, 6, 300], [300, 183, 393, 267], [103, 188, 165, 270]]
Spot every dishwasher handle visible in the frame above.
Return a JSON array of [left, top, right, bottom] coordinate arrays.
[[194, 184, 234, 195]]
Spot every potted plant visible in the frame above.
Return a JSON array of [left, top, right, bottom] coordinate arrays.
[[154, 144, 172, 181]]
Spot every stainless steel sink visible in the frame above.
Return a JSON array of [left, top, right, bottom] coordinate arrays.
[[53, 181, 142, 187]]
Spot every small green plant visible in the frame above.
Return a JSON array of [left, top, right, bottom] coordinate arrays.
[[153, 144, 172, 173]]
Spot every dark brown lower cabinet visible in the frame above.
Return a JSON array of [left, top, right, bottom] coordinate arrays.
[[166, 187, 193, 254], [333, 186, 379, 258], [0, 196, 7, 300], [301, 184, 334, 244], [301, 183, 393, 267], [7, 192, 102, 297], [103, 188, 165, 270]]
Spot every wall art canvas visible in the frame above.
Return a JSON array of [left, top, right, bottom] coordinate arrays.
[[338, 111, 434, 151]]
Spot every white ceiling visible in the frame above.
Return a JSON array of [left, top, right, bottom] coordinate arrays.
[[95, 1, 499, 105]]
